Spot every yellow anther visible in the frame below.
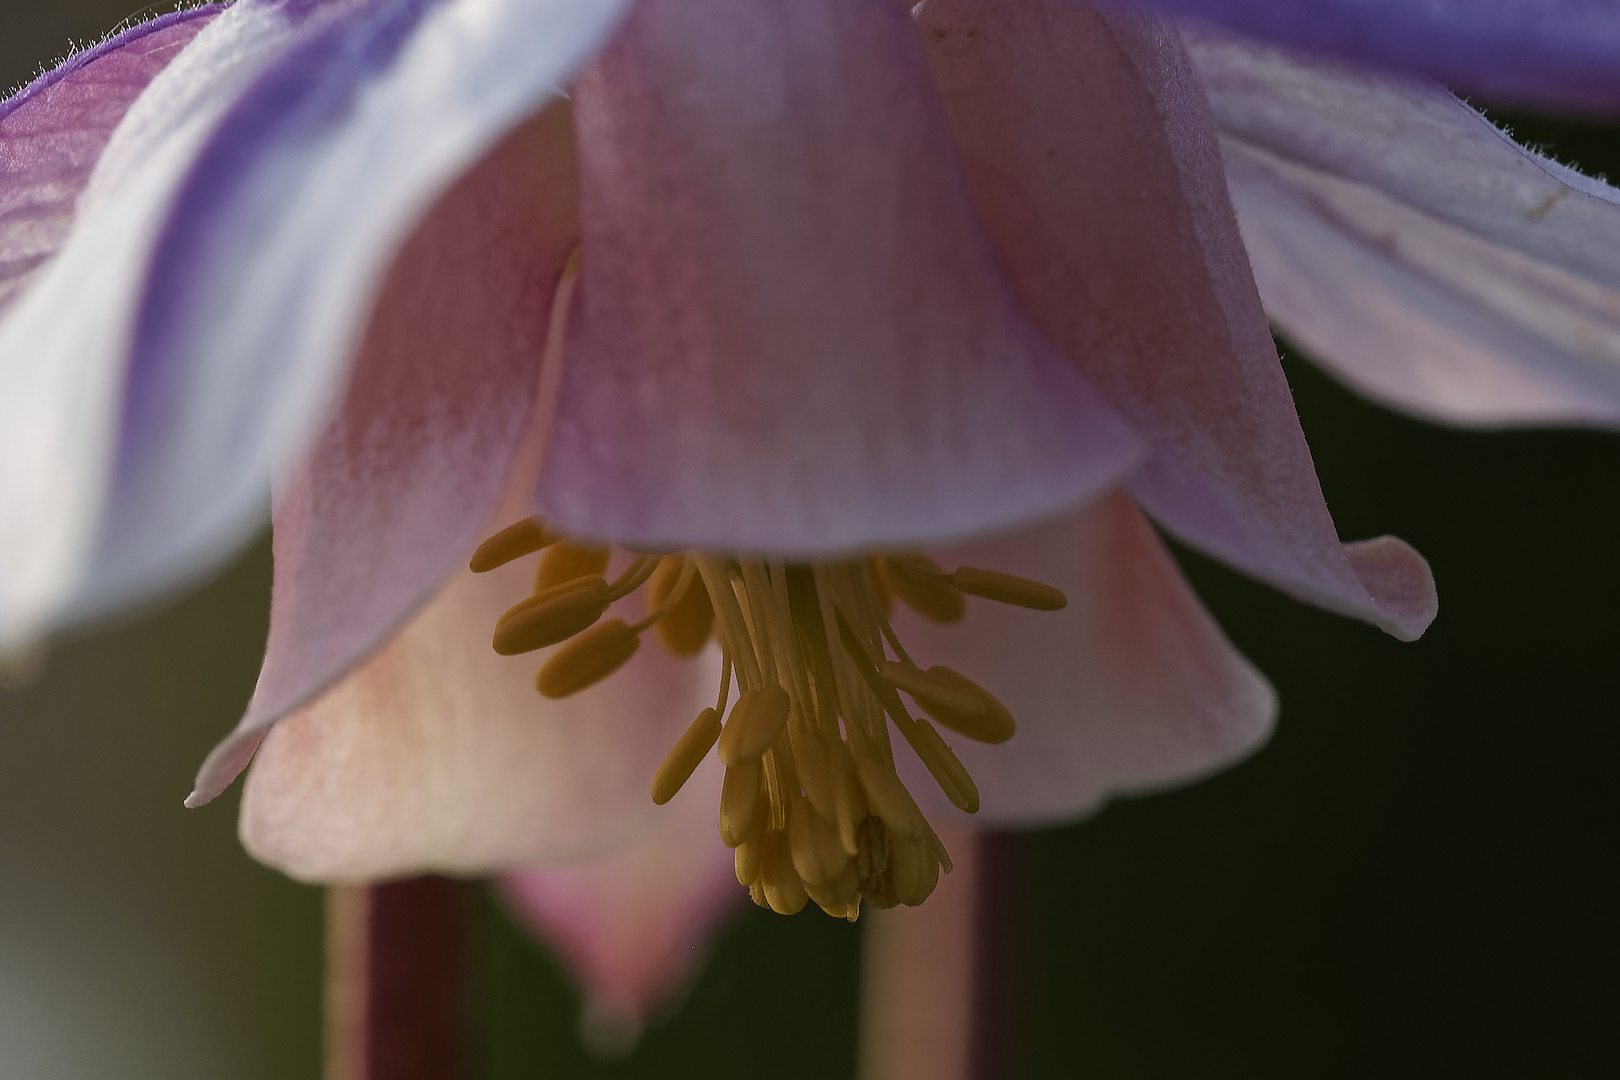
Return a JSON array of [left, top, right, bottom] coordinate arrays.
[[889, 834, 940, 907], [535, 541, 612, 592], [717, 685, 791, 767], [491, 577, 609, 655], [878, 661, 983, 716], [534, 619, 640, 699], [827, 742, 868, 858], [788, 798, 849, 886], [950, 566, 1067, 610], [855, 814, 892, 904], [760, 829, 809, 915], [480, 538, 1056, 917], [734, 823, 764, 886], [651, 707, 722, 805], [790, 729, 837, 822], [906, 666, 1015, 744], [718, 759, 763, 847], [866, 555, 893, 616], [856, 758, 926, 839], [469, 518, 556, 572], [833, 610, 914, 727], [880, 554, 965, 623], [646, 556, 715, 656], [899, 717, 980, 814], [806, 868, 861, 921]]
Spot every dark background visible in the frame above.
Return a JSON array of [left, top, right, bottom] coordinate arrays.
[[2, 5, 1614, 1078]]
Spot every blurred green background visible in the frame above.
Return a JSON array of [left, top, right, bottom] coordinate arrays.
[[2, 5, 1615, 1078]]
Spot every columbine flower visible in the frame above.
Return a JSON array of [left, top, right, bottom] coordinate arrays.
[[3, 0, 1617, 1024]]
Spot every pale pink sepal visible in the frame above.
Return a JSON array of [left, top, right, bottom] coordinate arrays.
[[496, 753, 741, 1045], [891, 491, 1277, 824], [0, 10, 217, 313], [234, 550, 722, 881], [186, 107, 579, 808], [918, 0, 1434, 641], [536, 0, 1141, 557], [1190, 30, 1620, 428]]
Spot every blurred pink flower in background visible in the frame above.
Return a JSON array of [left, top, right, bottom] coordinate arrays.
[[3, 0, 1620, 1029]]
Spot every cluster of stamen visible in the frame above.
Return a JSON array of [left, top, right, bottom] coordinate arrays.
[[470, 519, 1066, 920]]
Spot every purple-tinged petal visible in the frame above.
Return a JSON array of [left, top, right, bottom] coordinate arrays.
[[0, 0, 630, 649], [1109, 0, 1620, 113], [233, 547, 721, 880], [497, 757, 741, 1044], [0, 0, 323, 650], [83, 0, 628, 623], [920, 0, 1435, 640], [895, 492, 1276, 824], [536, 0, 1141, 555], [0, 7, 221, 312], [1191, 31, 1620, 428], [188, 104, 578, 809]]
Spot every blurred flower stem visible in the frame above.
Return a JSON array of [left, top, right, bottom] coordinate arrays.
[[860, 829, 1025, 1080], [326, 878, 471, 1080]]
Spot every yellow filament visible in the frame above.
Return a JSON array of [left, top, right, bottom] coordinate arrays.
[[602, 554, 659, 602], [645, 556, 715, 655], [651, 707, 722, 805], [469, 518, 556, 572], [473, 517, 1068, 916], [879, 554, 965, 623]]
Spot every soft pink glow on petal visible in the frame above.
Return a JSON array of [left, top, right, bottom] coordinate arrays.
[[497, 754, 741, 1038], [234, 552, 722, 882], [919, 0, 1435, 640], [1191, 30, 1620, 428], [186, 106, 579, 807], [0, 10, 217, 312], [537, 0, 1141, 555], [252, 108, 575, 734], [892, 492, 1277, 825]]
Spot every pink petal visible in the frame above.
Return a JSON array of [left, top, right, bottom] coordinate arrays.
[[187, 105, 579, 807], [0, 8, 219, 313], [1190, 30, 1620, 428], [496, 753, 742, 1043], [918, 0, 1435, 640], [536, 0, 1141, 556], [234, 551, 722, 881], [891, 491, 1277, 824]]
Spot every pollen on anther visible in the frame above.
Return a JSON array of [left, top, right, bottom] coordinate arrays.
[[469, 517, 556, 572], [535, 619, 640, 699], [469, 523, 1069, 917]]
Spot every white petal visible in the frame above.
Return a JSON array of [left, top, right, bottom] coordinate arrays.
[[0, 0, 307, 649], [0, 0, 630, 647], [1191, 29, 1620, 428]]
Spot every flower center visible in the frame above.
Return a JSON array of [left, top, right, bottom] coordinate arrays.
[[470, 519, 1066, 919]]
